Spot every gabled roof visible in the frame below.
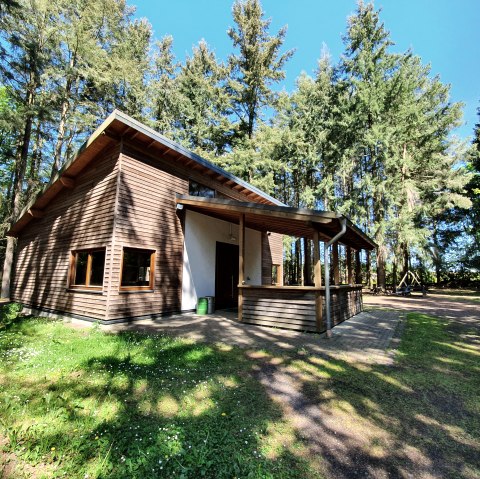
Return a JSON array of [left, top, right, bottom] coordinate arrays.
[[8, 110, 284, 236], [176, 195, 376, 251]]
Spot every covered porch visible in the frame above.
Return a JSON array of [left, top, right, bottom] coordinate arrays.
[[176, 195, 376, 335]]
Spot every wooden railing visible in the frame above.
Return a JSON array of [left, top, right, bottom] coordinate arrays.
[[239, 284, 363, 333]]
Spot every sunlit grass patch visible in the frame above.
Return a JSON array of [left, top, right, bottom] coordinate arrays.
[[289, 312, 480, 478], [0, 310, 320, 479]]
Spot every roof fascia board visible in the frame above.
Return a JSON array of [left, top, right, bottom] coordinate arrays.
[[176, 195, 376, 249], [10, 111, 119, 233]]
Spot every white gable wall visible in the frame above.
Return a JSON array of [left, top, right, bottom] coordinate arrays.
[[181, 210, 261, 311]]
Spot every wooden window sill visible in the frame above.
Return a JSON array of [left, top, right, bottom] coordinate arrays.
[[119, 289, 155, 294], [66, 288, 104, 295]]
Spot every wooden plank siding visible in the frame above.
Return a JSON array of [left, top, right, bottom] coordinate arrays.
[[105, 149, 187, 320], [105, 143, 284, 321], [11, 145, 121, 320], [261, 232, 284, 286], [11, 137, 284, 323], [240, 285, 363, 333]]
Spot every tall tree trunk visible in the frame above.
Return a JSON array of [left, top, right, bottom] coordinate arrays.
[[1, 85, 35, 298], [376, 245, 386, 290], [366, 250, 371, 288], [432, 224, 441, 285], [50, 98, 70, 179], [403, 245, 409, 278], [392, 259, 397, 289], [51, 54, 76, 179], [295, 238, 302, 285]]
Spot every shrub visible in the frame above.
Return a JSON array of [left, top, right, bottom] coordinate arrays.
[[0, 302, 23, 329]]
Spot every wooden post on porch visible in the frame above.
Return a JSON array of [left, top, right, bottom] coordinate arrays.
[[332, 242, 340, 285], [366, 250, 371, 288], [238, 213, 245, 322], [355, 250, 362, 284], [347, 247, 353, 284], [313, 231, 323, 332]]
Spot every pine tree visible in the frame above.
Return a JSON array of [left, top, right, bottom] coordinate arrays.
[[49, 0, 152, 178], [149, 36, 181, 137], [175, 40, 231, 157], [389, 55, 467, 284], [0, 0, 60, 296], [227, 0, 294, 144], [460, 108, 480, 272], [338, 1, 400, 289], [0, 0, 152, 295]]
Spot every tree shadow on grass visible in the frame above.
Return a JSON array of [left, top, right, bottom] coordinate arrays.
[[253, 312, 480, 479], [0, 325, 319, 478]]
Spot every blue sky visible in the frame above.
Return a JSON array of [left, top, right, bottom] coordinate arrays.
[[133, 0, 480, 141]]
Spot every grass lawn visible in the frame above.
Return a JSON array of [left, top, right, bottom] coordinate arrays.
[[283, 312, 480, 478], [0, 304, 317, 479], [1, 303, 479, 479]]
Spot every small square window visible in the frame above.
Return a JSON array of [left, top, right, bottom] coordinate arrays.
[[189, 180, 216, 198], [69, 249, 105, 290], [120, 247, 155, 290]]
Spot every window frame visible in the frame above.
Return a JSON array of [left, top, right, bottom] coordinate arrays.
[[188, 180, 216, 198], [68, 248, 106, 291], [119, 247, 156, 292]]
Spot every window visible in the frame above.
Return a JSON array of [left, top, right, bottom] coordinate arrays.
[[69, 249, 106, 290], [120, 247, 155, 290], [189, 180, 216, 198], [272, 264, 280, 285]]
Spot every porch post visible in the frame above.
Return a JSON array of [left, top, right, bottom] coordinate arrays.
[[355, 250, 362, 284], [313, 231, 323, 332], [366, 250, 371, 288], [347, 247, 353, 284], [238, 214, 245, 322], [332, 242, 340, 285]]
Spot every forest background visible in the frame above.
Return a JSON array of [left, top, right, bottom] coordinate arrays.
[[0, 0, 479, 292]]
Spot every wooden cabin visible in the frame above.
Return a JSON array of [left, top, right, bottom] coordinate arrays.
[[7, 110, 375, 333]]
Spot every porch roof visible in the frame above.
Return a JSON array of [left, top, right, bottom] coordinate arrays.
[[176, 195, 376, 251]]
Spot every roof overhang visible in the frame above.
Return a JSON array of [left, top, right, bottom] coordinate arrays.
[[8, 110, 284, 236], [176, 195, 376, 251]]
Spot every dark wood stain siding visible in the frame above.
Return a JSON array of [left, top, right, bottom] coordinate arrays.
[[11, 146, 120, 320], [243, 287, 317, 331]]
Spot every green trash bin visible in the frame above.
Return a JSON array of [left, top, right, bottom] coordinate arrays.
[[196, 297, 208, 315]]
